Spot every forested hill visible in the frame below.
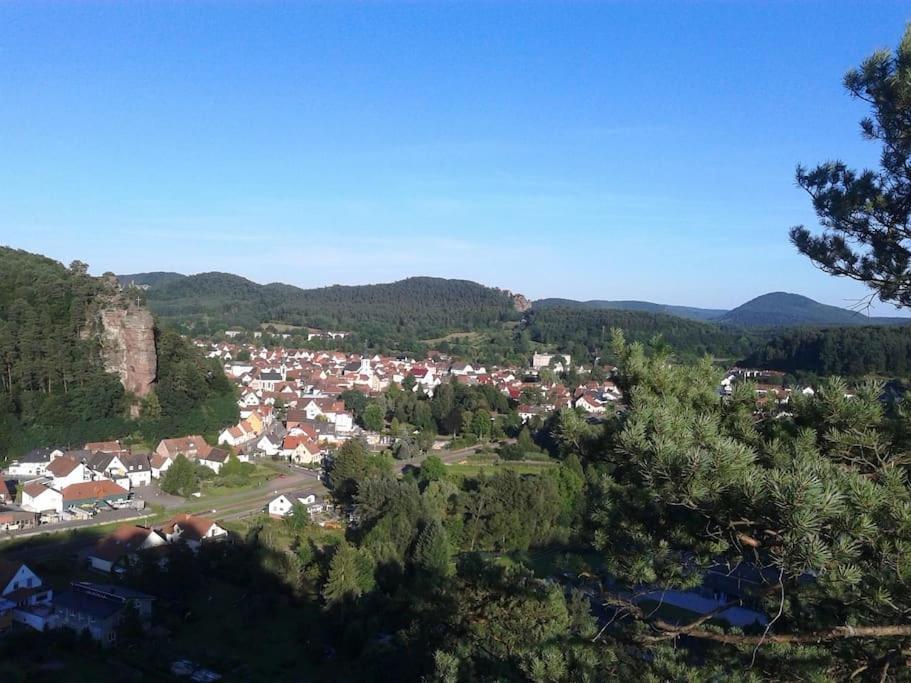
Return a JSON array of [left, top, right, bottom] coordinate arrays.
[[534, 298, 726, 322], [718, 292, 910, 327], [524, 306, 760, 363], [535, 292, 911, 328], [0, 247, 237, 457], [117, 271, 185, 289], [743, 326, 911, 377], [139, 272, 524, 338]]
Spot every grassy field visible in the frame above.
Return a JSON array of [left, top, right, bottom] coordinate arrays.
[[420, 331, 483, 344], [260, 321, 304, 332], [445, 457, 559, 478]]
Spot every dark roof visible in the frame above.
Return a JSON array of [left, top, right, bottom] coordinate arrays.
[[260, 371, 282, 380], [54, 589, 123, 620], [16, 448, 54, 464], [71, 581, 154, 601], [120, 453, 150, 472], [203, 448, 229, 463], [85, 452, 117, 471], [0, 559, 24, 592]]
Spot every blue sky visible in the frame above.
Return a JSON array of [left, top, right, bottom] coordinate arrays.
[[0, 1, 908, 311]]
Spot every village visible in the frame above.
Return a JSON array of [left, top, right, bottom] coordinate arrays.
[[0, 335, 814, 680]]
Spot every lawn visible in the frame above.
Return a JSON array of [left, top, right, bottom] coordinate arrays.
[[445, 459, 559, 478], [198, 463, 277, 498]]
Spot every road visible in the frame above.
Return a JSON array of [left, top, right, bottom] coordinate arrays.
[[0, 445, 487, 556]]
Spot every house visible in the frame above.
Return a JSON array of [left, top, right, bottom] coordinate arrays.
[[52, 582, 154, 645], [4, 447, 60, 477], [0, 559, 53, 632], [575, 393, 606, 414], [149, 453, 173, 480], [256, 432, 283, 457], [299, 398, 346, 422], [281, 435, 322, 465], [267, 492, 325, 518], [46, 456, 89, 490], [0, 510, 37, 532], [198, 448, 230, 474], [119, 453, 152, 489], [88, 525, 167, 574], [532, 352, 571, 371], [449, 362, 475, 376], [21, 482, 64, 514], [61, 480, 130, 511], [84, 452, 131, 489], [517, 404, 549, 423], [158, 514, 228, 550], [0, 479, 12, 504], [252, 370, 283, 392], [217, 420, 257, 448], [155, 435, 212, 462], [83, 440, 124, 454]]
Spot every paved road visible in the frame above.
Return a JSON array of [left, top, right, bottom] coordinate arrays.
[[0, 447, 483, 555], [0, 508, 154, 546]]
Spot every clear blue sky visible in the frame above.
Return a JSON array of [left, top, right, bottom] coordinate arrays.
[[0, 1, 908, 311]]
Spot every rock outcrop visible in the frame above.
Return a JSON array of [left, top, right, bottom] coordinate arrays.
[[96, 304, 157, 400], [511, 292, 532, 312]]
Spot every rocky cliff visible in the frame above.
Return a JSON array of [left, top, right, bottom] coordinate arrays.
[[511, 292, 532, 312], [96, 304, 157, 399], [80, 279, 158, 408]]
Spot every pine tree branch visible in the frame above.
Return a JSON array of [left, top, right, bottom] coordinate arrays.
[[646, 622, 911, 645]]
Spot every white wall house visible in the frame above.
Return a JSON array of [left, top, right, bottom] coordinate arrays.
[[20, 483, 64, 514], [268, 492, 324, 518], [5, 449, 61, 477], [47, 459, 88, 490]]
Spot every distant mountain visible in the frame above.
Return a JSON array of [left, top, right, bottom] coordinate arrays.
[[534, 298, 727, 322], [136, 272, 524, 340], [118, 272, 186, 289], [718, 292, 910, 328]]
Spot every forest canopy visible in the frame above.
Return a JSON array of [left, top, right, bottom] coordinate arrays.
[[0, 247, 237, 457]]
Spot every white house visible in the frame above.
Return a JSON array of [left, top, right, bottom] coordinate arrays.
[[575, 394, 606, 414], [149, 453, 173, 480], [85, 452, 131, 489], [120, 453, 152, 489], [159, 514, 228, 550], [217, 420, 257, 448], [4, 448, 60, 477], [198, 448, 231, 474], [281, 436, 322, 465], [256, 433, 283, 457], [0, 559, 53, 632], [87, 525, 167, 574], [532, 353, 571, 372], [46, 457, 88, 490], [267, 492, 325, 518], [334, 412, 354, 433], [20, 482, 63, 515]]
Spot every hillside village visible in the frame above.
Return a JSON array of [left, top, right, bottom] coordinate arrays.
[[0, 325, 819, 667]]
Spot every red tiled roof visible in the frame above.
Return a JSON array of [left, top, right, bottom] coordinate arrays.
[[22, 482, 51, 499], [47, 456, 81, 477], [62, 480, 128, 501], [159, 513, 217, 541]]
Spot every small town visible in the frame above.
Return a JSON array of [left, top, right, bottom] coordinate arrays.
[[3, 4, 911, 681], [0, 331, 818, 678]]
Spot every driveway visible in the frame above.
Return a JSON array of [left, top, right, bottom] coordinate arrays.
[[133, 484, 184, 508]]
